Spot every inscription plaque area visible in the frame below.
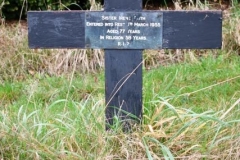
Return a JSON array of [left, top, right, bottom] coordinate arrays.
[[85, 12, 163, 49]]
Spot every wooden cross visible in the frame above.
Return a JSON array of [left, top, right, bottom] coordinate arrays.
[[28, 0, 222, 129]]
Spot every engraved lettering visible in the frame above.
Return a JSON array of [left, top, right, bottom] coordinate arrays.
[[119, 16, 131, 21], [137, 16, 146, 20], [128, 22, 133, 26], [120, 29, 126, 33], [115, 22, 125, 27], [133, 36, 147, 40], [134, 23, 149, 27], [86, 22, 104, 26], [102, 16, 117, 20], [107, 29, 119, 34], [105, 23, 114, 26], [128, 29, 140, 34], [106, 36, 124, 40], [125, 36, 132, 40], [150, 23, 161, 27], [85, 12, 163, 49], [118, 42, 130, 46]]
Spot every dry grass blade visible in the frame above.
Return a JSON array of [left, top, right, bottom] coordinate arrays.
[[173, 75, 240, 99], [220, 98, 240, 120]]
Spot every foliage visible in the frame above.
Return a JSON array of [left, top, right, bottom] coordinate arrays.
[[1, 0, 236, 20], [0, 53, 239, 159], [0, 0, 102, 19], [0, 1, 240, 159]]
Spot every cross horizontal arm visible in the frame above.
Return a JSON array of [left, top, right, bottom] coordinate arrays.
[[163, 11, 222, 49], [28, 11, 86, 48], [28, 11, 222, 49]]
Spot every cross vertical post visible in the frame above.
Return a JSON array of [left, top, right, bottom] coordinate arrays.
[[104, 0, 143, 129], [27, 0, 222, 130]]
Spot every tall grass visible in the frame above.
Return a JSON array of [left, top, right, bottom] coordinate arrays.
[[1, 1, 239, 81], [1, 61, 239, 159], [1, 52, 239, 159], [0, 0, 240, 159]]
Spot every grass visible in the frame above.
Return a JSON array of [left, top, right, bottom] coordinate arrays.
[[0, 53, 239, 159], [144, 54, 240, 109], [1, 1, 240, 160]]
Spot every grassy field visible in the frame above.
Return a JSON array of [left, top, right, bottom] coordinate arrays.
[[1, 2, 240, 160]]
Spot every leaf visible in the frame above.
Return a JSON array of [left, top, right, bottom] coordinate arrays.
[[142, 137, 154, 160]]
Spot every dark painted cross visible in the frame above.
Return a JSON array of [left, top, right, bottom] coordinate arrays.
[[28, 0, 222, 129]]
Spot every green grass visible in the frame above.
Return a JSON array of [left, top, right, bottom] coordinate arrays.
[[144, 53, 240, 112], [1, 52, 240, 159], [1, 2, 240, 159]]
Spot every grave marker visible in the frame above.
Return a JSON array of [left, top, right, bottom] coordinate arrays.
[[28, 0, 222, 129]]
